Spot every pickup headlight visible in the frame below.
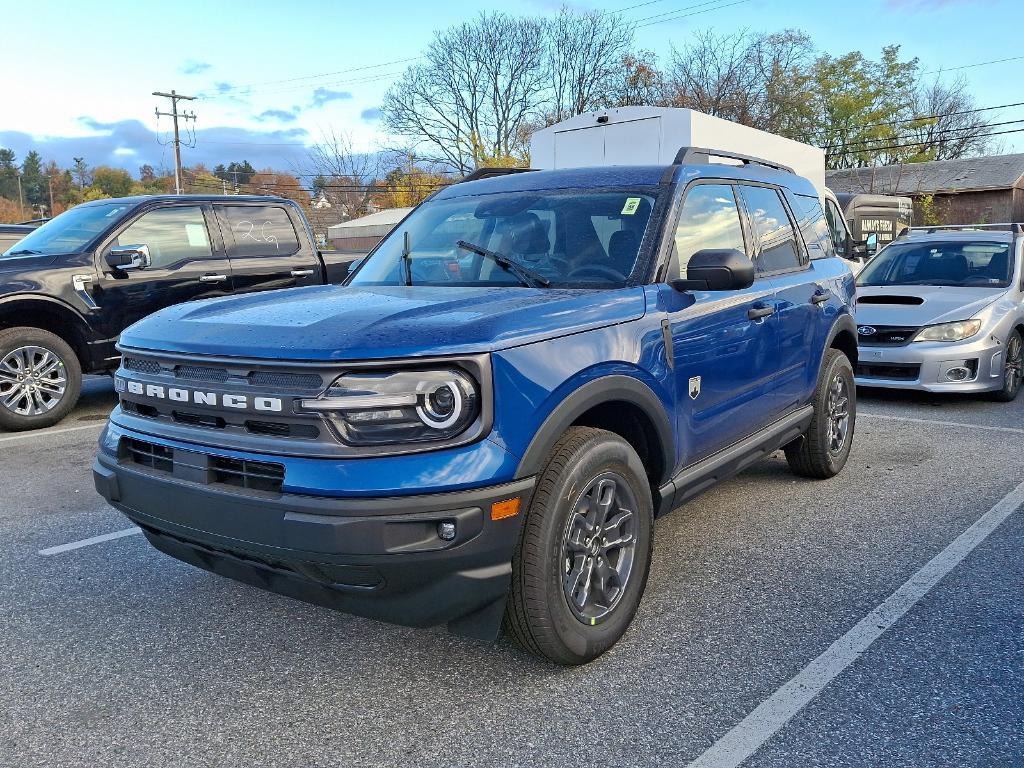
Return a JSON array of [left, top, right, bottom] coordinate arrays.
[[914, 320, 982, 343], [300, 368, 479, 446]]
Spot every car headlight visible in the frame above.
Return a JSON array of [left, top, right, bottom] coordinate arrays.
[[914, 320, 982, 343], [300, 368, 479, 446]]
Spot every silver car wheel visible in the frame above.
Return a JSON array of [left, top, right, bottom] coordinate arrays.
[[1004, 333, 1022, 394], [826, 372, 850, 455], [0, 345, 68, 416]]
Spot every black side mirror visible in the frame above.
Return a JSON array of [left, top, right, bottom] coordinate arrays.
[[670, 248, 755, 292], [864, 233, 878, 256]]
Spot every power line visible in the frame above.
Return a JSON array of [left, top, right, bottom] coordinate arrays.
[[922, 54, 1024, 75], [635, 0, 751, 28], [825, 116, 1024, 151], [831, 125, 1024, 157]]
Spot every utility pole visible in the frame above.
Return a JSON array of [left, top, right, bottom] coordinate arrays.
[[46, 175, 54, 217], [152, 90, 196, 195], [16, 174, 24, 218]]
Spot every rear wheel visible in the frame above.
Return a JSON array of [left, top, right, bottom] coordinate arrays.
[[0, 327, 82, 431], [785, 348, 856, 479], [990, 330, 1023, 402], [505, 427, 654, 665]]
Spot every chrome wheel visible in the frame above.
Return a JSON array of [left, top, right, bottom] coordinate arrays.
[[1004, 333, 1022, 394], [561, 472, 638, 625], [0, 345, 68, 416], [826, 372, 850, 455]]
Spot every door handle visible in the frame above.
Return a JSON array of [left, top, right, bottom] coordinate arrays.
[[200, 274, 228, 283], [811, 290, 832, 305], [747, 305, 774, 321], [290, 268, 316, 277]]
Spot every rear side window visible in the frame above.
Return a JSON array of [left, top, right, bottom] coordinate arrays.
[[115, 206, 212, 269], [221, 206, 300, 257], [793, 194, 835, 260], [738, 185, 804, 273], [673, 184, 747, 279]]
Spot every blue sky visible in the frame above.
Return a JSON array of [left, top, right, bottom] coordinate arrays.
[[2, 0, 1020, 176]]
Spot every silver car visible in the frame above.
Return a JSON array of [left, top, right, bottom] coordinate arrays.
[[854, 225, 1023, 400]]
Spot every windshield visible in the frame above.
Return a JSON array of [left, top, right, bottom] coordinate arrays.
[[858, 239, 1014, 288], [349, 188, 658, 288], [1, 203, 133, 257]]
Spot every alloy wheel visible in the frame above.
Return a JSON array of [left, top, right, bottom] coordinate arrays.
[[826, 372, 850, 455], [1004, 334, 1023, 394], [0, 345, 68, 416], [561, 472, 638, 625]]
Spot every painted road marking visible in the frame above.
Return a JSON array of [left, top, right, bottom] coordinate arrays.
[[0, 422, 105, 445], [38, 527, 142, 556], [858, 411, 1024, 435], [688, 476, 1024, 768]]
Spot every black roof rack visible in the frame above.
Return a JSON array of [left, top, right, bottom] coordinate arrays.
[[673, 146, 794, 174], [908, 223, 1024, 234], [460, 167, 538, 183]]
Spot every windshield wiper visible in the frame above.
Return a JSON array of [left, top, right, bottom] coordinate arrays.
[[456, 240, 550, 288], [401, 230, 413, 286]]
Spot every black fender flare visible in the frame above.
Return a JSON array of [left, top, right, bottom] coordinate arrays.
[[513, 375, 675, 485], [823, 312, 858, 371]]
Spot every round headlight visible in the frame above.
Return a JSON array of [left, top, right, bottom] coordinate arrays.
[[417, 381, 464, 429]]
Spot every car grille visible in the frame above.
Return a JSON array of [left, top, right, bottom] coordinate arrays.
[[857, 326, 919, 346], [248, 370, 324, 389], [856, 362, 921, 381], [123, 357, 162, 375], [122, 437, 285, 493], [175, 364, 229, 382]]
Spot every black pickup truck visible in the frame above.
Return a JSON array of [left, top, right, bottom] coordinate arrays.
[[0, 194, 355, 431]]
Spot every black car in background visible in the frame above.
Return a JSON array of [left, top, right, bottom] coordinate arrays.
[[0, 195, 355, 431]]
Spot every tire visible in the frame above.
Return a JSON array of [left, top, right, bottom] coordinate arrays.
[[0, 327, 82, 431], [989, 329, 1023, 403], [504, 426, 654, 665], [784, 348, 855, 479]]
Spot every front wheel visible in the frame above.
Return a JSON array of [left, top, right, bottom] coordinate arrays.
[[0, 327, 82, 431], [784, 348, 856, 479], [504, 427, 654, 665], [989, 330, 1023, 402]]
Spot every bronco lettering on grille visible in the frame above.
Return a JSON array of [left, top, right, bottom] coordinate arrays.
[[115, 376, 283, 413]]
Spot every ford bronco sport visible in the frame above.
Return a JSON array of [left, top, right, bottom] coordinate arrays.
[[93, 149, 858, 664]]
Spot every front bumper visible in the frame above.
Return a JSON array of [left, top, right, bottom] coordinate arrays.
[[93, 444, 534, 640], [855, 334, 1005, 393]]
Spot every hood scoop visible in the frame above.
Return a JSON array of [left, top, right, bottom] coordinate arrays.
[[858, 295, 925, 305]]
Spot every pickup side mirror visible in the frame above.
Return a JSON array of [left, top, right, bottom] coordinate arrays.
[[670, 248, 755, 292], [864, 233, 878, 256], [106, 244, 151, 271]]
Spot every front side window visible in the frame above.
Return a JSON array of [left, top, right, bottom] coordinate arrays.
[[825, 199, 849, 256], [793, 194, 835, 260], [349, 189, 658, 288], [858, 240, 1013, 288], [739, 185, 803, 273], [115, 206, 212, 269], [672, 184, 746, 279], [4, 203, 132, 257], [221, 206, 300, 257]]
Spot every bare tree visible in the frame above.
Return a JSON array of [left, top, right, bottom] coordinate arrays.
[[302, 128, 380, 219], [611, 50, 665, 107], [544, 8, 635, 123], [381, 12, 547, 173]]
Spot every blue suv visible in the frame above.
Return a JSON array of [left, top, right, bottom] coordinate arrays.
[[93, 150, 857, 664]]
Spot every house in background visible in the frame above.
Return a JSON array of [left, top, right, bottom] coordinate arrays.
[[826, 153, 1024, 226], [327, 207, 413, 253]]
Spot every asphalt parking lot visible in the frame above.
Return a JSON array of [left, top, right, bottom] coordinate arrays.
[[2, 378, 1022, 767]]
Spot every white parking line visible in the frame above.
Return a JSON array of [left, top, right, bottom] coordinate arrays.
[[688, 476, 1024, 768], [0, 422, 105, 445], [858, 411, 1024, 435], [38, 527, 142, 556]]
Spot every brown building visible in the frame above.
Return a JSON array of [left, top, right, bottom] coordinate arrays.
[[826, 153, 1024, 226]]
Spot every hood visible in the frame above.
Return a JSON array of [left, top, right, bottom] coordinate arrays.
[[120, 284, 648, 361], [0, 252, 60, 274], [856, 285, 1004, 327]]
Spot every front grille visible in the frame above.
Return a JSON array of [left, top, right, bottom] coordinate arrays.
[[124, 438, 173, 472], [174, 364, 229, 383], [173, 410, 227, 429], [248, 370, 323, 389], [210, 456, 285, 493], [245, 420, 320, 439], [856, 362, 921, 381], [857, 326, 919, 346], [123, 357, 162, 375]]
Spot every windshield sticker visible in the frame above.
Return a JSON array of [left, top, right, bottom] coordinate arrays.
[[185, 223, 209, 247], [621, 198, 641, 216]]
